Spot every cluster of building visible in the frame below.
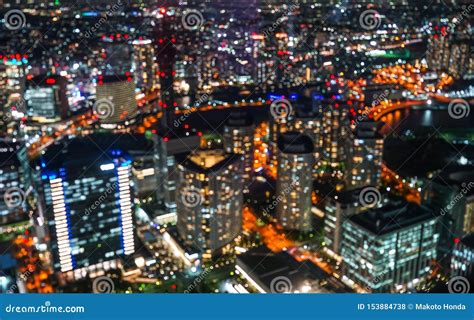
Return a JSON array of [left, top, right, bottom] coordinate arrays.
[[0, 0, 472, 295]]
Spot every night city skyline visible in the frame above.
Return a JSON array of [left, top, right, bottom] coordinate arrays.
[[0, 0, 473, 298]]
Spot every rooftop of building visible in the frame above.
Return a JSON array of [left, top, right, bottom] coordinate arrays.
[[431, 166, 474, 193], [330, 186, 391, 206], [225, 111, 254, 128], [39, 133, 140, 171], [277, 132, 314, 154], [294, 107, 322, 119], [349, 201, 435, 236], [353, 121, 383, 139], [178, 149, 241, 174], [236, 245, 352, 293], [460, 233, 474, 249]]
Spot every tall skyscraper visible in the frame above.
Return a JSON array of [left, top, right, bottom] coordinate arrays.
[[0, 139, 30, 225], [153, 131, 200, 215], [324, 188, 386, 256], [132, 39, 160, 94], [0, 53, 27, 132], [276, 132, 314, 232], [347, 121, 384, 189], [422, 168, 474, 265], [451, 233, 474, 279], [176, 149, 243, 260], [95, 75, 137, 126], [321, 102, 350, 179], [40, 137, 135, 277], [290, 107, 323, 177], [25, 75, 69, 123], [341, 201, 439, 292], [223, 111, 255, 192]]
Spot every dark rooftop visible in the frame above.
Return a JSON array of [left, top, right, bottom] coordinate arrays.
[[225, 111, 254, 127], [354, 121, 383, 139], [460, 233, 474, 249], [237, 246, 352, 293], [350, 201, 436, 235], [277, 132, 314, 154]]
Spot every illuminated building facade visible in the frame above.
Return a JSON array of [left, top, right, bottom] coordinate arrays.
[[276, 132, 314, 232], [0, 140, 30, 225], [347, 121, 384, 189], [223, 111, 254, 192], [451, 233, 474, 279], [176, 149, 243, 259], [40, 139, 135, 276], [324, 188, 383, 256], [25, 75, 69, 123], [153, 132, 200, 215], [341, 201, 439, 292], [290, 107, 323, 177], [132, 39, 160, 93], [321, 102, 350, 178], [96, 75, 137, 125], [422, 169, 474, 264], [0, 54, 27, 131], [427, 32, 473, 79]]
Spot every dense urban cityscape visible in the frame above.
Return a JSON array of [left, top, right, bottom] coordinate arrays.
[[0, 0, 473, 296]]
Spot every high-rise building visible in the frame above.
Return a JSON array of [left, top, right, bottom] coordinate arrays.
[[100, 41, 133, 76], [451, 233, 474, 279], [347, 121, 384, 189], [24, 75, 69, 123], [422, 168, 474, 265], [40, 138, 135, 277], [324, 188, 386, 256], [223, 111, 254, 192], [132, 39, 160, 93], [0, 139, 30, 225], [95, 75, 137, 126], [276, 132, 314, 232], [269, 98, 292, 171], [290, 107, 323, 177], [176, 149, 243, 260], [321, 102, 350, 179], [341, 201, 439, 292], [153, 131, 200, 216], [0, 53, 27, 132]]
